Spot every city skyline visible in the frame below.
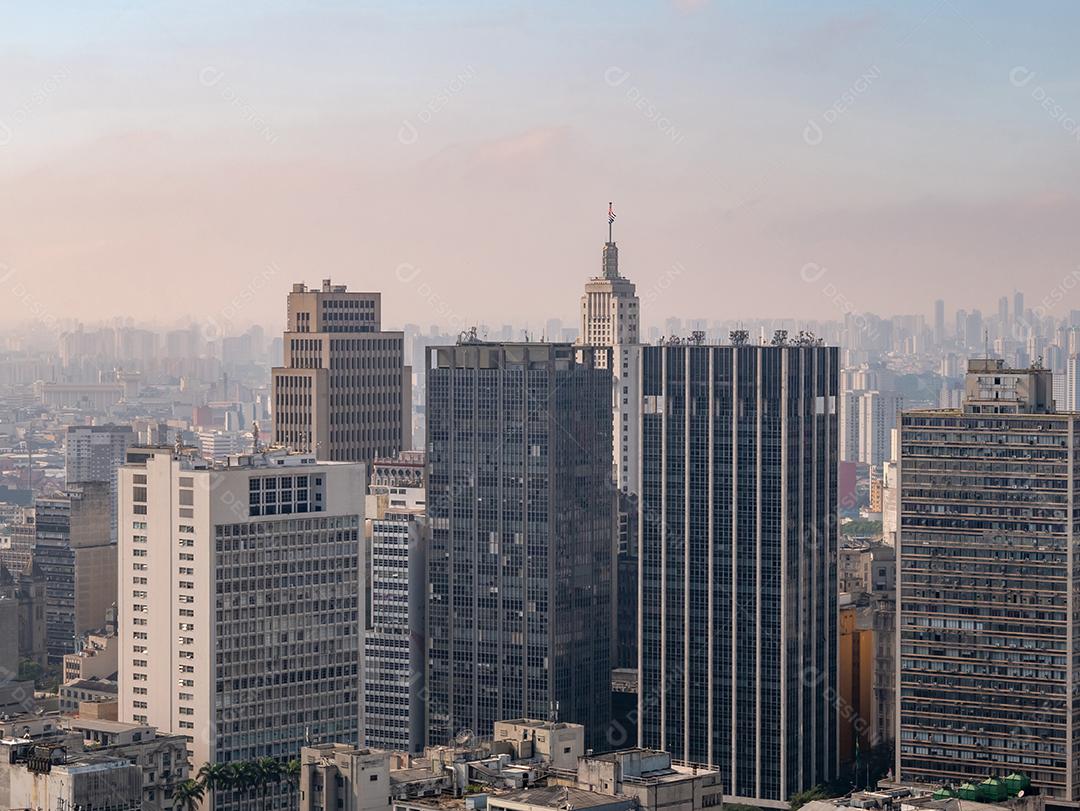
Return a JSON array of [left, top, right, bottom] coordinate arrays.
[[5, 3, 1080, 329]]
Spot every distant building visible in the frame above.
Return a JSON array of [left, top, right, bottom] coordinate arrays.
[[65, 423, 134, 542], [0, 562, 46, 670], [578, 213, 640, 352], [33, 483, 116, 663], [272, 279, 411, 464], [426, 343, 615, 751], [897, 358, 1074, 800], [117, 446, 367, 811], [63, 631, 118, 682], [59, 676, 117, 714]]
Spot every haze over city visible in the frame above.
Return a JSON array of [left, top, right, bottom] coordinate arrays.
[[5, 1, 1080, 330], [6, 5, 1080, 811]]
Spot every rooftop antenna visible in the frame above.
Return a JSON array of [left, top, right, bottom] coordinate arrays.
[[984, 328, 990, 359]]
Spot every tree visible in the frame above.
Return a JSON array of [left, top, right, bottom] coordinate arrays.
[[256, 756, 282, 803], [198, 761, 234, 808], [789, 785, 829, 811], [283, 758, 301, 804], [233, 760, 260, 800], [173, 779, 205, 811]]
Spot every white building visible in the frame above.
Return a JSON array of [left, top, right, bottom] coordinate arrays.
[[579, 220, 640, 360], [363, 451, 427, 753], [856, 390, 901, 468], [117, 445, 366, 810]]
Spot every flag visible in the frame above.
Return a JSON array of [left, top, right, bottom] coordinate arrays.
[[608, 202, 616, 224]]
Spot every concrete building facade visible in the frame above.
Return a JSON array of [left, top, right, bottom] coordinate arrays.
[[117, 445, 366, 810], [272, 279, 411, 464], [896, 358, 1075, 800], [364, 451, 428, 753]]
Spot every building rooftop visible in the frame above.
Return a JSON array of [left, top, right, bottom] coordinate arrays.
[[495, 785, 627, 809], [63, 679, 117, 694]]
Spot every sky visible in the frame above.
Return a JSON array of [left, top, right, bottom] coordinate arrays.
[[3, 1, 1080, 333]]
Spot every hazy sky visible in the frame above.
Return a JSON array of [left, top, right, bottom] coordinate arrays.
[[3, 1, 1080, 333]]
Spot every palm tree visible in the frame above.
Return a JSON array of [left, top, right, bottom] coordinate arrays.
[[198, 761, 233, 809], [256, 756, 282, 804], [233, 760, 260, 802], [173, 778, 204, 811], [283, 758, 301, 802]]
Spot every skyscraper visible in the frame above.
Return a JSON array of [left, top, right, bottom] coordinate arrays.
[[933, 299, 945, 344], [65, 423, 134, 542], [636, 340, 839, 805], [363, 450, 427, 753], [856, 390, 901, 468], [425, 342, 615, 751], [272, 279, 411, 464], [34, 483, 116, 663], [579, 205, 640, 352], [117, 446, 366, 810], [896, 358, 1075, 800]]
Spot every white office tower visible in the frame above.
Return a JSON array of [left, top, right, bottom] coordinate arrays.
[[1065, 354, 1080, 411], [857, 390, 901, 468], [362, 451, 427, 753], [579, 205, 640, 359], [117, 446, 366, 811]]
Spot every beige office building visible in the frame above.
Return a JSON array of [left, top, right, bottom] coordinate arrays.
[[272, 279, 411, 464], [117, 445, 366, 810]]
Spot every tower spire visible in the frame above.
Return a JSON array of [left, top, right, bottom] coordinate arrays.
[[602, 202, 619, 279]]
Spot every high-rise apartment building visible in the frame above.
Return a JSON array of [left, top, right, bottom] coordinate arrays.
[[65, 424, 134, 542], [857, 390, 901, 469], [272, 279, 411, 464], [117, 446, 366, 810], [635, 341, 839, 806], [896, 358, 1076, 800], [425, 342, 615, 751], [34, 483, 116, 663], [363, 450, 427, 753]]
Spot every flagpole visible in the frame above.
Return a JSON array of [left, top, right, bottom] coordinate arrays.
[[608, 201, 613, 243]]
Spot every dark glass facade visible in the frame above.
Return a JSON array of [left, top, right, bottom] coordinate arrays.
[[638, 344, 838, 804], [425, 343, 615, 750]]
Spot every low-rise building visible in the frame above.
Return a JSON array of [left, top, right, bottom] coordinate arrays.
[[67, 717, 190, 810], [303, 721, 721, 811], [0, 739, 143, 811], [63, 631, 118, 682], [571, 750, 723, 811], [59, 676, 117, 713]]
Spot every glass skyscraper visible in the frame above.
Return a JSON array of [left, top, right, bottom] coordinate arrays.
[[637, 341, 839, 805], [425, 342, 615, 751]]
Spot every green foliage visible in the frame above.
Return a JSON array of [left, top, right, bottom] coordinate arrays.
[[841, 519, 882, 539], [191, 756, 302, 805], [789, 785, 830, 811], [172, 779, 204, 811]]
